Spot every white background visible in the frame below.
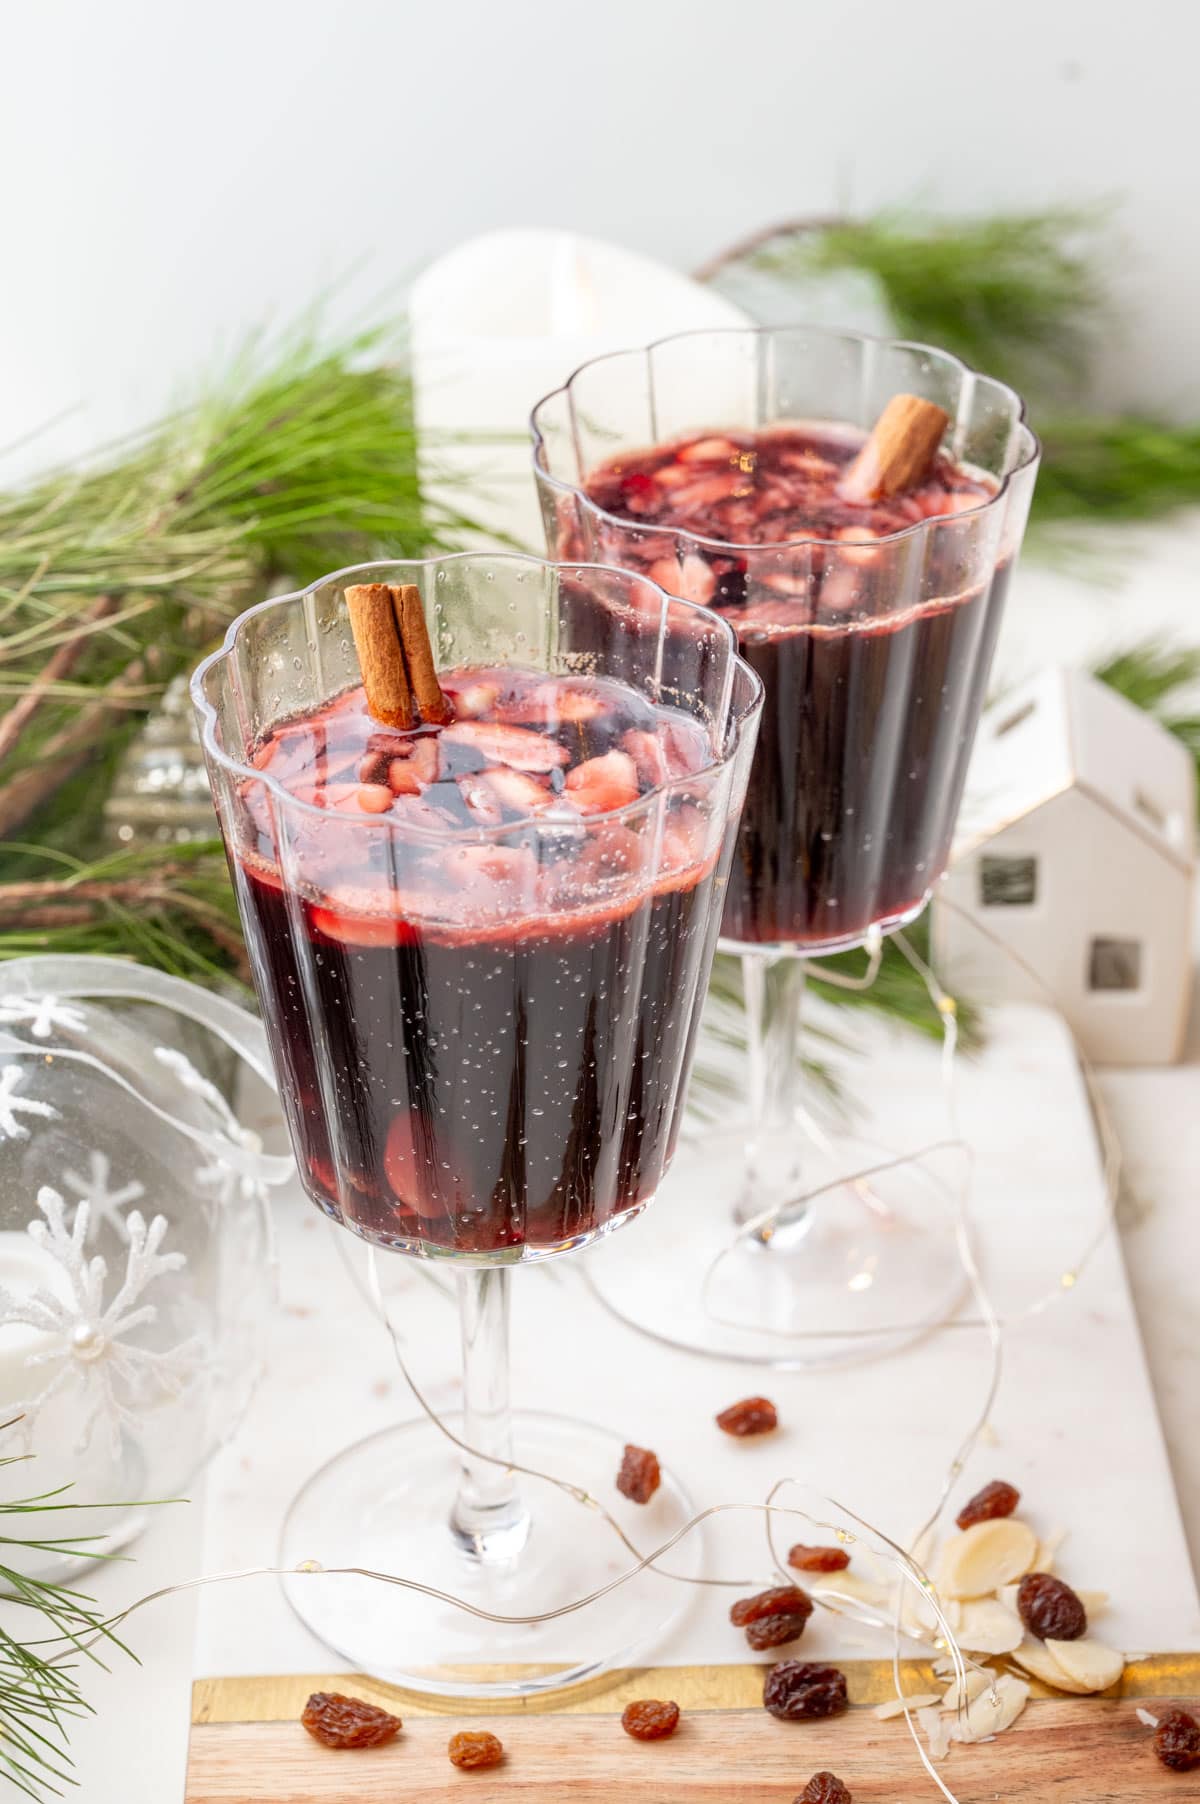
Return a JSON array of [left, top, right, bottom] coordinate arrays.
[[3, 0, 1197, 478]]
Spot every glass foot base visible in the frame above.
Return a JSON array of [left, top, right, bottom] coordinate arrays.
[[582, 1127, 967, 1370], [279, 1411, 700, 1699]]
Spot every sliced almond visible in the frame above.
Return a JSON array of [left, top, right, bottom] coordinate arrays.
[[941, 1667, 994, 1712], [938, 1519, 1039, 1599], [1136, 1707, 1160, 1728], [1010, 1635, 1090, 1693], [873, 1691, 943, 1721], [917, 1704, 952, 1761], [1045, 1637, 1125, 1694], [809, 1569, 891, 1613], [1036, 1527, 1066, 1574], [952, 1673, 1030, 1742], [956, 1598, 1025, 1656], [1077, 1589, 1109, 1618], [996, 1581, 1021, 1613]]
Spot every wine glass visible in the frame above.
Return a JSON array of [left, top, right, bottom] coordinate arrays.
[[532, 325, 1039, 1367], [192, 552, 762, 1696]]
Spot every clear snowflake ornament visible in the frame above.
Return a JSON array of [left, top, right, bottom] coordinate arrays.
[[0, 956, 292, 1579]]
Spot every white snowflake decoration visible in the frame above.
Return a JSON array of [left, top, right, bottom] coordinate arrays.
[[0, 1187, 204, 1457], [154, 1046, 269, 1213], [60, 1151, 145, 1243], [0, 994, 88, 1040], [0, 1065, 59, 1141]]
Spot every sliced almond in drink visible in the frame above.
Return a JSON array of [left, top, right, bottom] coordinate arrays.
[[1044, 1637, 1125, 1694], [873, 1692, 943, 1720], [951, 1673, 1030, 1742], [956, 1598, 1025, 1655], [1010, 1634, 1089, 1692], [938, 1518, 1038, 1598]]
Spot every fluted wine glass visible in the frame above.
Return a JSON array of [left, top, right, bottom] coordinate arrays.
[[192, 552, 761, 1695], [533, 326, 1039, 1367]]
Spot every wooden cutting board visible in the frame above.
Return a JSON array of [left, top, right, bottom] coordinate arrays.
[[185, 1657, 1200, 1801]]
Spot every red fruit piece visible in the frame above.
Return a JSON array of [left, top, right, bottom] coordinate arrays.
[[356, 783, 393, 814], [716, 1396, 778, 1437], [622, 728, 669, 788], [797, 1773, 853, 1804], [388, 758, 422, 796], [447, 1729, 504, 1770], [1155, 1708, 1200, 1771], [300, 1691, 401, 1749], [1016, 1572, 1087, 1642], [522, 681, 609, 724], [309, 892, 406, 949], [453, 843, 537, 887], [955, 1479, 1021, 1531], [442, 677, 500, 719], [457, 776, 504, 825], [478, 766, 557, 816], [616, 1443, 661, 1505], [442, 721, 568, 773], [565, 749, 640, 814], [787, 1545, 850, 1574], [661, 717, 712, 779], [621, 1699, 680, 1741], [409, 735, 441, 785], [763, 1662, 848, 1722]]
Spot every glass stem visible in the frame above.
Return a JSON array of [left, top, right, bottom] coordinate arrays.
[[734, 952, 810, 1245], [449, 1266, 530, 1562]]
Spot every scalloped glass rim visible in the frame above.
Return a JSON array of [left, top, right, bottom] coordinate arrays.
[[190, 550, 764, 844], [529, 322, 1040, 556]]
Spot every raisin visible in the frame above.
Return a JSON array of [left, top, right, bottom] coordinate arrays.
[[716, 1396, 778, 1436], [763, 1661, 849, 1722], [797, 1773, 853, 1804], [621, 1698, 681, 1740], [731, 1585, 813, 1628], [955, 1479, 1021, 1531], [300, 1691, 402, 1749], [746, 1611, 810, 1651], [788, 1544, 850, 1573], [1016, 1571, 1087, 1642], [616, 1443, 661, 1504], [447, 1729, 504, 1770], [1155, 1708, 1200, 1771]]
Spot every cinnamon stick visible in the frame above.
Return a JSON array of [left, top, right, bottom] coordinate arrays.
[[392, 585, 452, 726], [838, 393, 950, 504], [345, 583, 414, 729]]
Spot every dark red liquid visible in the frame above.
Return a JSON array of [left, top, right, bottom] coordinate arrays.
[[230, 670, 729, 1254], [579, 426, 1008, 948]]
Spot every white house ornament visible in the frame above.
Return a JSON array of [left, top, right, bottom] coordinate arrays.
[[932, 666, 1196, 1065]]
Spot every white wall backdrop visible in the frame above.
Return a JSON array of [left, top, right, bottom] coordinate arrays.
[[2, 0, 1194, 477]]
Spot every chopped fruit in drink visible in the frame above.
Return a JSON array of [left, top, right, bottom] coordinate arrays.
[[356, 783, 394, 814], [452, 843, 538, 887], [390, 794, 460, 833], [442, 719, 569, 772], [357, 751, 388, 785], [387, 758, 422, 796], [441, 675, 500, 718], [679, 554, 717, 605], [566, 750, 640, 814], [662, 718, 711, 779], [457, 775, 505, 825], [522, 680, 609, 724], [478, 766, 558, 816], [623, 728, 669, 788], [679, 435, 743, 463], [409, 734, 441, 785]]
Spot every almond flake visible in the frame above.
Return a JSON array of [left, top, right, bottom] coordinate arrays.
[[941, 1667, 993, 1712], [938, 1519, 1039, 1599], [1010, 1635, 1090, 1693], [1077, 1589, 1109, 1617], [1136, 1708, 1160, 1729], [956, 1599, 1025, 1655], [1044, 1637, 1124, 1694], [873, 1692, 943, 1720], [1036, 1527, 1067, 1574], [809, 1569, 891, 1613], [917, 1704, 952, 1761], [951, 1673, 1030, 1742]]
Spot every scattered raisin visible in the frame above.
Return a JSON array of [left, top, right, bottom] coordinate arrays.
[[1155, 1708, 1200, 1772], [448, 1730, 505, 1770], [621, 1698, 681, 1740], [300, 1691, 401, 1749], [716, 1396, 778, 1436], [1016, 1571, 1087, 1642], [616, 1443, 661, 1505], [788, 1544, 850, 1573], [797, 1773, 853, 1804], [730, 1585, 813, 1627], [955, 1479, 1021, 1531], [746, 1610, 810, 1651], [763, 1661, 849, 1722]]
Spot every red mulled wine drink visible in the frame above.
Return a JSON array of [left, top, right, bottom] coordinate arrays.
[[199, 562, 760, 1262], [580, 424, 1006, 947]]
